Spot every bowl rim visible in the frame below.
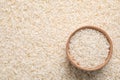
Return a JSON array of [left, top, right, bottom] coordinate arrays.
[[66, 26, 113, 71]]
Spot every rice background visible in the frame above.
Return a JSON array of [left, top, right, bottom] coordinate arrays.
[[0, 0, 120, 80]]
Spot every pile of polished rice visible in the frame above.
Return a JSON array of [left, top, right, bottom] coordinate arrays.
[[69, 29, 110, 68]]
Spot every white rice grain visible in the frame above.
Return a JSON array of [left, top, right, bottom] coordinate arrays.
[[69, 29, 110, 68]]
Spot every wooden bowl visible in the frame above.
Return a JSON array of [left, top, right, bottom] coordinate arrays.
[[66, 26, 113, 71]]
